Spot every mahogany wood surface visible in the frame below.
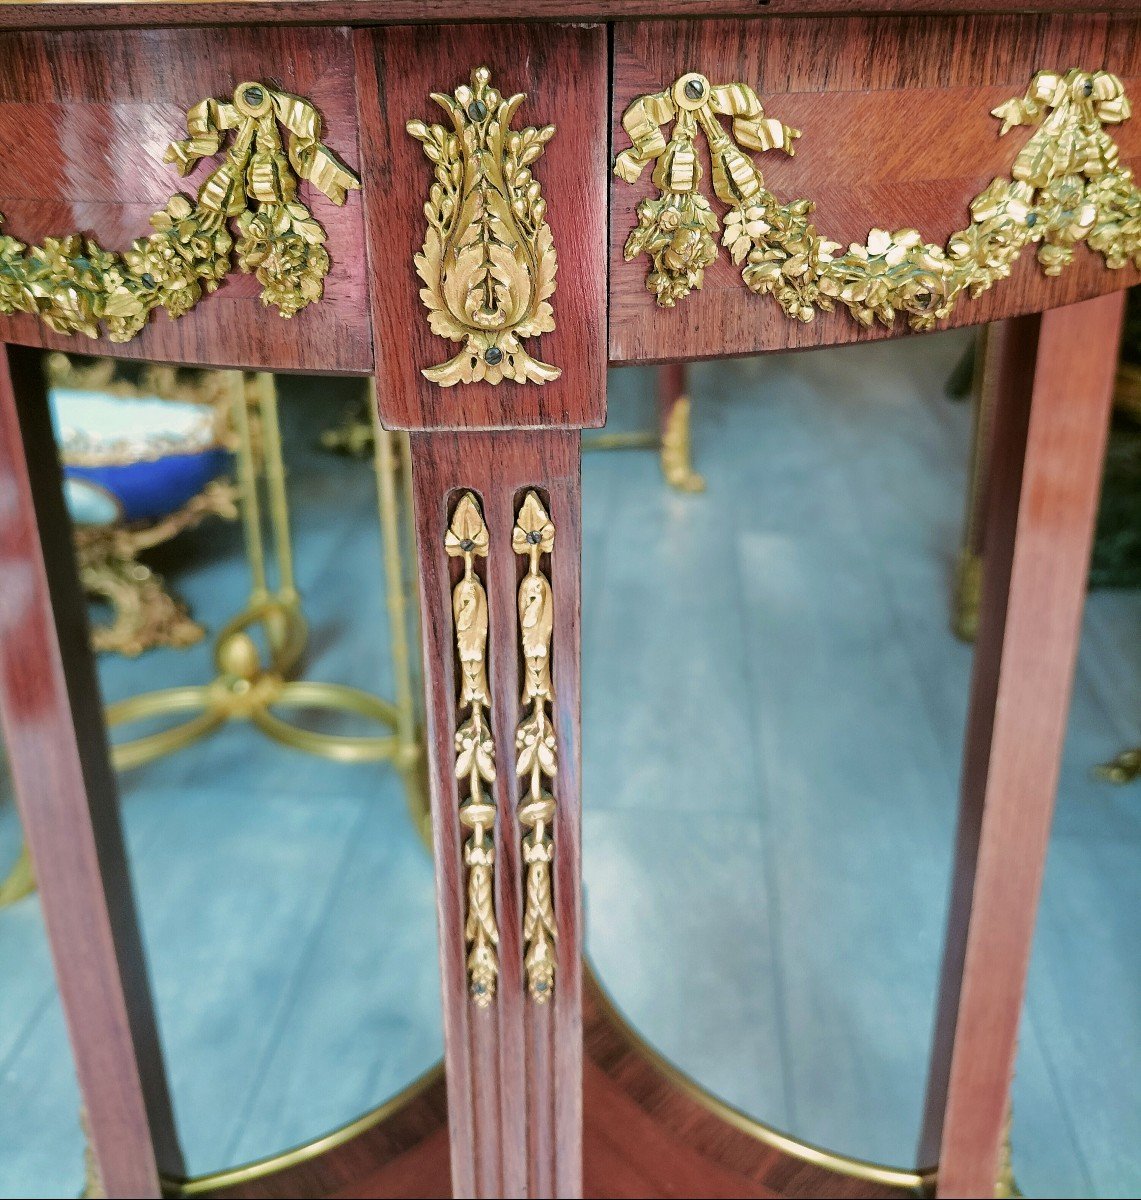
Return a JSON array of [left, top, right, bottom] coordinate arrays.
[[0, 27, 371, 373], [0, 345, 181, 1196], [203, 971, 917, 1199], [1, 1, 1140, 34], [0, 8, 1136, 1198], [582, 974, 919, 1200], [918, 292, 1126, 1195], [610, 15, 1141, 364], [407, 429, 583, 1198], [358, 24, 608, 430]]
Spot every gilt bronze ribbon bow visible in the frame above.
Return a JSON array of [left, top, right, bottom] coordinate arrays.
[[0, 80, 359, 341], [994, 69, 1131, 187], [161, 82, 360, 318], [614, 72, 801, 309], [614, 73, 799, 201], [166, 83, 360, 207]]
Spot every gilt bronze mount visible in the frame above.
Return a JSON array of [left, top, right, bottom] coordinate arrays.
[[407, 67, 560, 386], [616, 68, 1140, 329], [0, 82, 359, 341]]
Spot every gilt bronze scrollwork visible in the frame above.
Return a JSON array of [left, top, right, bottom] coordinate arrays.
[[616, 68, 1141, 329], [0, 82, 359, 341], [407, 67, 560, 386], [513, 491, 558, 1001], [446, 493, 500, 1006]]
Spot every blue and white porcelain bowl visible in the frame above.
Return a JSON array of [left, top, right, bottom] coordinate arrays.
[[50, 389, 230, 528]]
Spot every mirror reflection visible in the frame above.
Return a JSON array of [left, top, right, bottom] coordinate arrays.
[[0, 357, 441, 1190], [2, 328, 1138, 1198], [581, 330, 1141, 1197]]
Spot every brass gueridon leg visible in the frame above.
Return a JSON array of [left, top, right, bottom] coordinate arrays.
[[369, 383, 429, 838], [319, 384, 429, 835], [953, 328, 994, 642], [658, 363, 705, 493], [104, 375, 423, 814], [583, 364, 705, 494], [0, 843, 35, 907]]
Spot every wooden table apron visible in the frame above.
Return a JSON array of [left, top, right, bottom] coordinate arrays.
[[0, 6, 1135, 1200]]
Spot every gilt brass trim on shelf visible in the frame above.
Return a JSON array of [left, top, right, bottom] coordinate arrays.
[[158, 1062, 444, 1197], [513, 491, 559, 1001], [446, 492, 500, 1006], [587, 963, 937, 1194], [615, 69, 1140, 328], [407, 67, 560, 386], [0, 82, 359, 342]]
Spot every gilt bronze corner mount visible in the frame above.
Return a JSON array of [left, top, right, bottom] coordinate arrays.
[[446, 492, 500, 1005], [407, 67, 560, 387]]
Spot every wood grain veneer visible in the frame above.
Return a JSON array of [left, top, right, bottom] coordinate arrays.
[[357, 24, 608, 430], [0, 27, 371, 373], [610, 16, 1141, 363], [407, 429, 583, 1197]]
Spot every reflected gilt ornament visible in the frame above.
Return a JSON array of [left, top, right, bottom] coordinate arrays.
[[513, 491, 558, 1001], [615, 68, 1141, 328], [446, 492, 500, 1006], [660, 394, 706, 492], [0, 82, 359, 341], [407, 67, 560, 386]]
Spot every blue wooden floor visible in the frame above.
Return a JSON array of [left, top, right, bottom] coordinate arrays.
[[1, 336, 1139, 1197]]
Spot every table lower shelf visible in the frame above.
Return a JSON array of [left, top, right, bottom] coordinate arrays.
[[172, 968, 928, 1200]]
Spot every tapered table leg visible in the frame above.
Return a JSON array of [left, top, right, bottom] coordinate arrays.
[[408, 429, 583, 1199], [920, 292, 1126, 1197], [0, 345, 181, 1197]]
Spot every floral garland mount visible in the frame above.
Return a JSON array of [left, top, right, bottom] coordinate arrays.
[[0, 81, 359, 343]]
